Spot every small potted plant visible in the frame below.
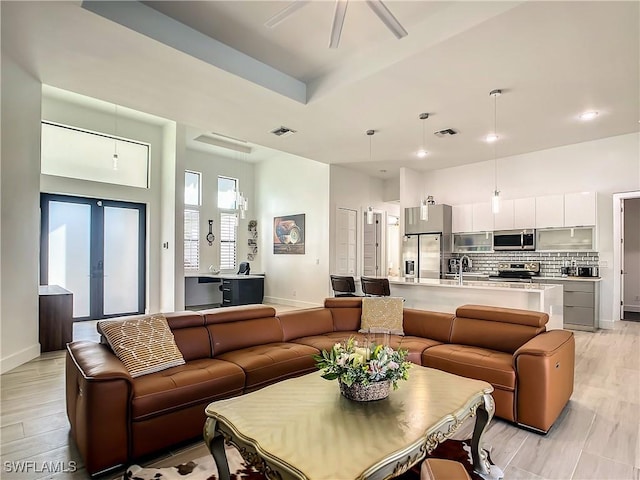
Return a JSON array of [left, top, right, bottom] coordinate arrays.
[[314, 337, 411, 402]]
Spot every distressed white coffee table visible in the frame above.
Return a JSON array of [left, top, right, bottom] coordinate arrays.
[[204, 366, 495, 480]]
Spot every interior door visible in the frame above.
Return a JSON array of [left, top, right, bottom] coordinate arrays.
[[363, 213, 382, 276], [336, 207, 357, 275], [40, 194, 146, 320]]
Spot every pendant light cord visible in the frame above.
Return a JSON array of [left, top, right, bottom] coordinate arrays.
[[493, 93, 497, 191]]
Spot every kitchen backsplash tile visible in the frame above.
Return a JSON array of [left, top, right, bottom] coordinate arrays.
[[449, 251, 600, 277]]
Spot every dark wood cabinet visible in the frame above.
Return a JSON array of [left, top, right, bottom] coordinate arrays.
[[221, 277, 264, 306], [39, 285, 73, 352]]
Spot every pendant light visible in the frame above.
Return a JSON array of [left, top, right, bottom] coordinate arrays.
[[416, 112, 430, 221], [366, 129, 375, 225], [112, 104, 119, 171], [488, 89, 502, 214]]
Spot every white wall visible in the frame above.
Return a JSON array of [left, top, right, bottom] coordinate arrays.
[[184, 149, 257, 274], [40, 95, 168, 314], [418, 132, 640, 325], [624, 198, 640, 312], [329, 165, 400, 277], [1, 54, 42, 373], [257, 155, 330, 307], [160, 122, 178, 312]]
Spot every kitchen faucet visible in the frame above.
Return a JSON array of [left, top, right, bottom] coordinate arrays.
[[458, 255, 471, 285]]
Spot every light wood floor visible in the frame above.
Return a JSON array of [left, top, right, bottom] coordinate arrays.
[[1, 311, 638, 479]]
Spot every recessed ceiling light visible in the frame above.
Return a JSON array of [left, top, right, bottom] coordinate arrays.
[[485, 133, 499, 143], [579, 111, 598, 121], [416, 149, 428, 158]]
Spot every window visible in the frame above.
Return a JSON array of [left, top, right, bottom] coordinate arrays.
[[218, 176, 237, 209], [185, 171, 201, 206], [41, 121, 150, 188], [220, 212, 237, 270], [184, 171, 201, 270]]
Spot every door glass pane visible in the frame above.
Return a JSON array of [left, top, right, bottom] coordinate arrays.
[[103, 206, 140, 315], [48, 201, 91, 318]]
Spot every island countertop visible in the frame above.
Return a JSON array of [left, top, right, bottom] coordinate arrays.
[[386, 276, 563, 330]]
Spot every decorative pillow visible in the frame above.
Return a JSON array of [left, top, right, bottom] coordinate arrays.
[[360, 297, 404, 335], [99, 314, 185, 378]]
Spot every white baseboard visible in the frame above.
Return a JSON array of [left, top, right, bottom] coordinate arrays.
[[599, 320, 615, 330], [0, 343, 41, 374], [623, 305, 640, 313], [263, 296, 322, 309]]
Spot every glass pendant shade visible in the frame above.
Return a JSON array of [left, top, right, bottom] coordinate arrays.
[[366, 206, 374, 225], [491, 190, 501, 214], [420, 199, 429, 221]]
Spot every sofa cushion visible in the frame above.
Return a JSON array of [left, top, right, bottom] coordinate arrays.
[[402, 309, 455, 343], [325, 297, 363, 331], [131, 358, 245, 420], [360, 297, 404, 335], [216, 343, 319, 391], [278, 308, 334, 341], [292, 331, 364, 352], [207, 317, 283, 356], [388, 336, 442, 365], [456, 304, 548, 328], [422, 344, 516, 391], [201, 304, 277, 324], [99, 314, 185, 378], [450, 317, 544, 354]]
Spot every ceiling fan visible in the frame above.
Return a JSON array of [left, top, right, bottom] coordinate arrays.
[[264, 0, 408, 49]]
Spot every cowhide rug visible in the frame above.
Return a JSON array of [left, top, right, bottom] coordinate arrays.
[[124, 440, 503, 480]]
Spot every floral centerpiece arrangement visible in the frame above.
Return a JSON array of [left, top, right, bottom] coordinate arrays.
[[314, 337, 412, 401]]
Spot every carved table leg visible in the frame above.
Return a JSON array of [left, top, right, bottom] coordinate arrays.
[[204, 417, 231, 480], [471, 393, 495, 476]]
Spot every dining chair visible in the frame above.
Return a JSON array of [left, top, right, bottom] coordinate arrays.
[[329, 275, 358, 297]]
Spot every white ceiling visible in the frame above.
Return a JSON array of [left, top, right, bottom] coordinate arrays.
[[4, 1, 639, 179]]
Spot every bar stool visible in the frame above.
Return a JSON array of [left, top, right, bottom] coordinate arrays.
[[360, 276, 390, 296], [330, 275, 358, 297]]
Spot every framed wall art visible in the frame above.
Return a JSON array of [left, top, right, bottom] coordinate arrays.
[[273, 214, 305, 254]]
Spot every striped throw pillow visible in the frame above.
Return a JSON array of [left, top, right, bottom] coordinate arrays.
[[99, 314, 185, 378]]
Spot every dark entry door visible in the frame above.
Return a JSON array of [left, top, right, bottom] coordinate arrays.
[[40, 194, 146, 320]]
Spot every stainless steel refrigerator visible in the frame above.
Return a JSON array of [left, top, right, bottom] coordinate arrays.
[[402, 234, 444, 279]]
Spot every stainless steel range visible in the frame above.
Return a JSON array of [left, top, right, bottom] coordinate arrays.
[[489, 262, 541, 282]]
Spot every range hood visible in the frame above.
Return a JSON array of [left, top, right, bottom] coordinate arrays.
[[404, 205, 452, 235]]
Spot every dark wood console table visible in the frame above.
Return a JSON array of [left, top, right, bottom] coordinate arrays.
[[39, 285, 73, 352]]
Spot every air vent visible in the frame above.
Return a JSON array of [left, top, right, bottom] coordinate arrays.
[[270, 126, 297, 137], [434, 128, 458, 137]]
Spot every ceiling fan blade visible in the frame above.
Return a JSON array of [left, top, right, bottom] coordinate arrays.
[[329, 0, 349, 49], [365, 0, 408, 39], [264, 0, 311, 29]]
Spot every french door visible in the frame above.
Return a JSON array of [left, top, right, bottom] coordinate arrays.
[[40, 194, 146, 320]]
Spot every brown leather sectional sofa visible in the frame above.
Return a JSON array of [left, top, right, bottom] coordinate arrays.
[[66, 298, 575, 475]]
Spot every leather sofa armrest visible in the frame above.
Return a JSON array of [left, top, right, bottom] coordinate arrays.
[[513, 330, 575, 433], [514, 329, 573, 358], [67, 340, 132, 381], [66, 341, 132, 474]]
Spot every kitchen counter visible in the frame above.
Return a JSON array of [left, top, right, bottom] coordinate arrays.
[[388, 276, 563, 330], [443, 273, 601, 282]]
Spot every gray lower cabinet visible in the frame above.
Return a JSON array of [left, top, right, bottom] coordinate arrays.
[[538, 279, 599, 331]]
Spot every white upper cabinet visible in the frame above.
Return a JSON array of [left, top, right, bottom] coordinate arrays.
[[493, 199, 515, 230], [564, 192, 597, 226], [513, 198, 536, 229], [535, 194, 564, 228], [452, 204, 473, 233], [472, 202, 494, 232]]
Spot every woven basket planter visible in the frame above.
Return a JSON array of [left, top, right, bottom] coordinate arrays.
[[339, 379, 391, 402]]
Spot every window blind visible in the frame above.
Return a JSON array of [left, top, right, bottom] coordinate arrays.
[[184, 209, 199, 270], [220, 212, 237, 270]]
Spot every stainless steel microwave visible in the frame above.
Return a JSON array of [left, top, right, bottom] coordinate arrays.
[[493, 229, 535, 251]]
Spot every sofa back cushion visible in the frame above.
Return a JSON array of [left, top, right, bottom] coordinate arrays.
[[164, 312, 210, 361], [324, 297, 362, 331], [451, 305, 547, 354], [207, 317, 283, 356], [402, 309, 454, 343], [201, 305, 277, 324], [279, 308, 334, 341]]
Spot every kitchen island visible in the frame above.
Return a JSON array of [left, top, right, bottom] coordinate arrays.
[[388, 277, 563, 330]]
